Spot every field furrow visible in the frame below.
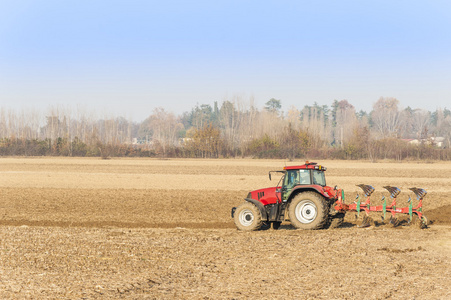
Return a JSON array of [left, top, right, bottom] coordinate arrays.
[[0, 157, 449, 299]]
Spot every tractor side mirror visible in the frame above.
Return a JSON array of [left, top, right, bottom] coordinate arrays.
[[269, 173, 272, 181], [334, 185, 338, 190]]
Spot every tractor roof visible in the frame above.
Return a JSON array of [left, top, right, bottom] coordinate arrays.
[[283, 162, 327, 171]]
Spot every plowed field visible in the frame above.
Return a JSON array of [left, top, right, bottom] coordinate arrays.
[[0, 158, 450, 299]]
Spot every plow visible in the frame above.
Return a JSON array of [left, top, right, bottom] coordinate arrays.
[[334, 184, 428, 228], [232, 162, 429, 231]]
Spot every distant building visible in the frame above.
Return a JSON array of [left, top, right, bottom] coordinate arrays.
[[408, 137, 445, 148], [132, 138, 153, 145], [179, 138, 193, 145]]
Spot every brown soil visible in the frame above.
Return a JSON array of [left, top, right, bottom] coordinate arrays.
[[426, 205, 451, 225], [0, 158, 450, 299]]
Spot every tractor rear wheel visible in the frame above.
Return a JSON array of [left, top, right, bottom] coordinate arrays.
[[288, 192, 329, 230], [234, 202, 263, 231]]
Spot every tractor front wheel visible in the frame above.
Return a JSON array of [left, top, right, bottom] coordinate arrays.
[[234, 202, 263, 231], [288, 192, 329, 230]]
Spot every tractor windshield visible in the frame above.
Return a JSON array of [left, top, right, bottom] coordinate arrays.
[[312, 170, 326, 186]]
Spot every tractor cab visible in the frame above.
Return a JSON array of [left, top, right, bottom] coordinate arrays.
[[281, 163, 328, 201], [247, 162, 334, 206]]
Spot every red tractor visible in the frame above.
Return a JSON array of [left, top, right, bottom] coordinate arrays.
[[231, 162, 428, 230], [231, 162, 344, 231]]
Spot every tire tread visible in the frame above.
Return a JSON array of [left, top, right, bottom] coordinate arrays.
[[233, 202, 263, 231], [288, 192, 329, 230]]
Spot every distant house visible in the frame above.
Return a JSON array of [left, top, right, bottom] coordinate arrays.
[[408, 139, 420, 145], [179, 138, 193, 145], [408, 137, 445, 148], [132, 138, 153, 145], [433, 137, 445, 148], [401, 138, 415, 144]]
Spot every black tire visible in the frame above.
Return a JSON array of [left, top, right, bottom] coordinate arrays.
[[272, 222, 282, 230], [261, 222, 271, 230], [288, 192, 329, 230], [233, 202, 263, 231]]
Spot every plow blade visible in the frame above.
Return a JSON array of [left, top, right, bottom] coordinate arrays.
[[356, 184, 375, 197], [383, 186, 401, 198], [409, 187, 427, 200]]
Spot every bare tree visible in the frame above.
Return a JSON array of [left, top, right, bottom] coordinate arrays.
[[412, 109, 430, 140], [329, 100, 357, 147], [398, 107, 414, 138], [371, 97, 401, 138], [219, 100, 241, 155], [286, 106, 301, 129], [143, 108, 183, 157], [433, 108, 451, 148]]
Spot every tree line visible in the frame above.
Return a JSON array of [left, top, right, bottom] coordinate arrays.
[[1, 96, 451, 161]]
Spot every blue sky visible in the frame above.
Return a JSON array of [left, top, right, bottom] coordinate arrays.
[[1, 0, 450, 121]]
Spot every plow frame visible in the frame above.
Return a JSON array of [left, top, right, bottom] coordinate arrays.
[[333, 185, 427, 226]]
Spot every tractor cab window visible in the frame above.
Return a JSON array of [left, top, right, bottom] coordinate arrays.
[[299, 169, 311, 184], [312, 170, 326, 186], [284, 170, 299, 188], [283, 169, 311, 188], [282, 169, 312, 201]]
